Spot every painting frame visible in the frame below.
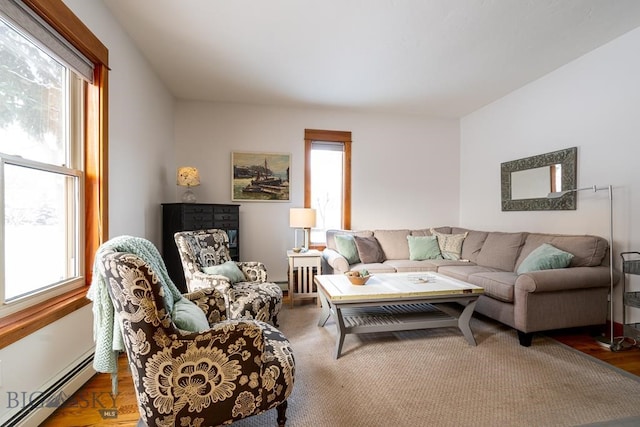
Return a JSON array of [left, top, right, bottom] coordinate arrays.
[[231, 151, 291, 202]]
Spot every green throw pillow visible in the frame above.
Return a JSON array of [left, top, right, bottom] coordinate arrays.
[[407, 235, 443, 261], [516, 243, 574, 275], [335, 234, 361, 264], [202, 260, 246, 283], [172, 298, 209, 332]]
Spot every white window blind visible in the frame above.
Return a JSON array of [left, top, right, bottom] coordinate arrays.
[[312, 141, 345, 152], [0, 0, 94, 82]]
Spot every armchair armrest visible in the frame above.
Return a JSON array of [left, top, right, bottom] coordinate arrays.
[[322, 248, 349, 274], [515, 266, 615, 293], [183, 287, 228, 323], [238, 261, 268, 282], [175, 319, 266, 349], [165, 320, 268, 422], [188, 271, 232, 294], [171, 319, 291, 391]]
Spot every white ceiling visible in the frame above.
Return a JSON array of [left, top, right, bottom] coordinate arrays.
[[103, 0, 640, 118]]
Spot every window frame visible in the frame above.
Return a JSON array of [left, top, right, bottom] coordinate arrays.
[[304, 129, 351, 248], [0, 0, 108, 349]]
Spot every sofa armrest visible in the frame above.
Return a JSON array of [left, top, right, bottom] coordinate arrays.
[[515, 266, 614, 293], [322, 248, 350, 274]]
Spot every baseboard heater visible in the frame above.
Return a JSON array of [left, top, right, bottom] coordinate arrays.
[[3, 352, 95, 427]]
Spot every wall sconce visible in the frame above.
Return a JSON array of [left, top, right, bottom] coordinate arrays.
[[289, 208, 316, 252], [177, 166, 200, 203]]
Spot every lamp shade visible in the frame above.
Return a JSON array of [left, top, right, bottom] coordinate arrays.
[[177, 167, 200, 187], [289, 208, 316, 228]]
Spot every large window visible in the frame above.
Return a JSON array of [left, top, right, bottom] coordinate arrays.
[[0, 0, 108, 346], [304, 129, 351, 246], [0, 15, 84, 311]]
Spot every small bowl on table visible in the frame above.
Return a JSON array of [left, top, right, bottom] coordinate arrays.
[[345, 271, 371, 286]]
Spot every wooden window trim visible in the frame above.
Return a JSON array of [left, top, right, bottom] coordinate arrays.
[[304, 129, 351, 249], [0, 0, 108, 350]]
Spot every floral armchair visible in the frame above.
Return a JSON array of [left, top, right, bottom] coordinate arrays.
[[174, 229, 283, 325], [98, 250, 295, 427]]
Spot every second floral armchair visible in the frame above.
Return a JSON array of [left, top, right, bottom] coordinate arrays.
[[174, 229, 283, 325]]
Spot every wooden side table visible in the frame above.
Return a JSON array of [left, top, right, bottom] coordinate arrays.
[[287, 249, 322, 306]]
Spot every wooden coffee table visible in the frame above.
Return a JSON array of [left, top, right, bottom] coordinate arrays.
[[315, 272, 484, 358]]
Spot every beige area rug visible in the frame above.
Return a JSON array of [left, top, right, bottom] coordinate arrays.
[[233, 303, 640, 427]]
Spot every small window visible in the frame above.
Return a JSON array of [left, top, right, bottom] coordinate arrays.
[[304, 129, 351, 246]]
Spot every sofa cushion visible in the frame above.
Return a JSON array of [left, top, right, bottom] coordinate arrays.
[[424, 259, 477, 269], [407, 235, 442, 261], [431, 229, 468, 260], [326, 229, 374, 251], [383, 259, 439, 273], [515, 233, 608, 269], [467, 272, 518, 303], [349, 262, 397, 274], [476, 232, 527, 271], [438, 267, 516, 303], [374, 229, 411, 260], [437, 265, 502, 282], [353, 236, 385, 264], [452, 228, 489, 263], [335, 234, 361, 264], [411, 227, 451, 236], [516, 243, 574, 275]]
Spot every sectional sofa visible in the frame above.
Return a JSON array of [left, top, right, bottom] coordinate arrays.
[[321, 227, 614, 346]]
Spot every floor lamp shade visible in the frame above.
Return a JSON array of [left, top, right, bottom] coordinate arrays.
[[290, 208, 316, 250]]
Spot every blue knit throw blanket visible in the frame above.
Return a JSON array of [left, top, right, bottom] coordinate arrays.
[[87, 235, 183, 394]]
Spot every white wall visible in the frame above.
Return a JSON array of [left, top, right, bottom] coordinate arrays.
[[460, 27, 640, 324], [0, 306, 95, 425], [174, 102, 460, 281], [0, 1, 175, 422], [64, 0, 176, 243]]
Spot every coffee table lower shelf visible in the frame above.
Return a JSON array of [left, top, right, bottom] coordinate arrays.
[[317, 294, 479, 359]]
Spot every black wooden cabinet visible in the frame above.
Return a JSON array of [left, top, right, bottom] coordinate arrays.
[[162, 203, 240, 292]]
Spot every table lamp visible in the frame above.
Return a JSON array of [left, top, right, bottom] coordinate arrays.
[[289, 208, 316, 252], [177, 166, 200, 203]]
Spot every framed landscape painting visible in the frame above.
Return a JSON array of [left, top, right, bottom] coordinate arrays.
[[231, 151, 291, 202]]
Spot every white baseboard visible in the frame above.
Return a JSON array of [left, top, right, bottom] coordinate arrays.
[[2, 350, 96, 427]]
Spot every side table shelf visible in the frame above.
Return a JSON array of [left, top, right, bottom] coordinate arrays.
[[287, 249, 322, 307], [621, 251, 640, 341]]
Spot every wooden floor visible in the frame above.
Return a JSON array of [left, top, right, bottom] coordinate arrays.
[[41, 318, 640, 426], [548, 328, 640, 376]]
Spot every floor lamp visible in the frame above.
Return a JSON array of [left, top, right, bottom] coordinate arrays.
[[548, 185, 616, 350]]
